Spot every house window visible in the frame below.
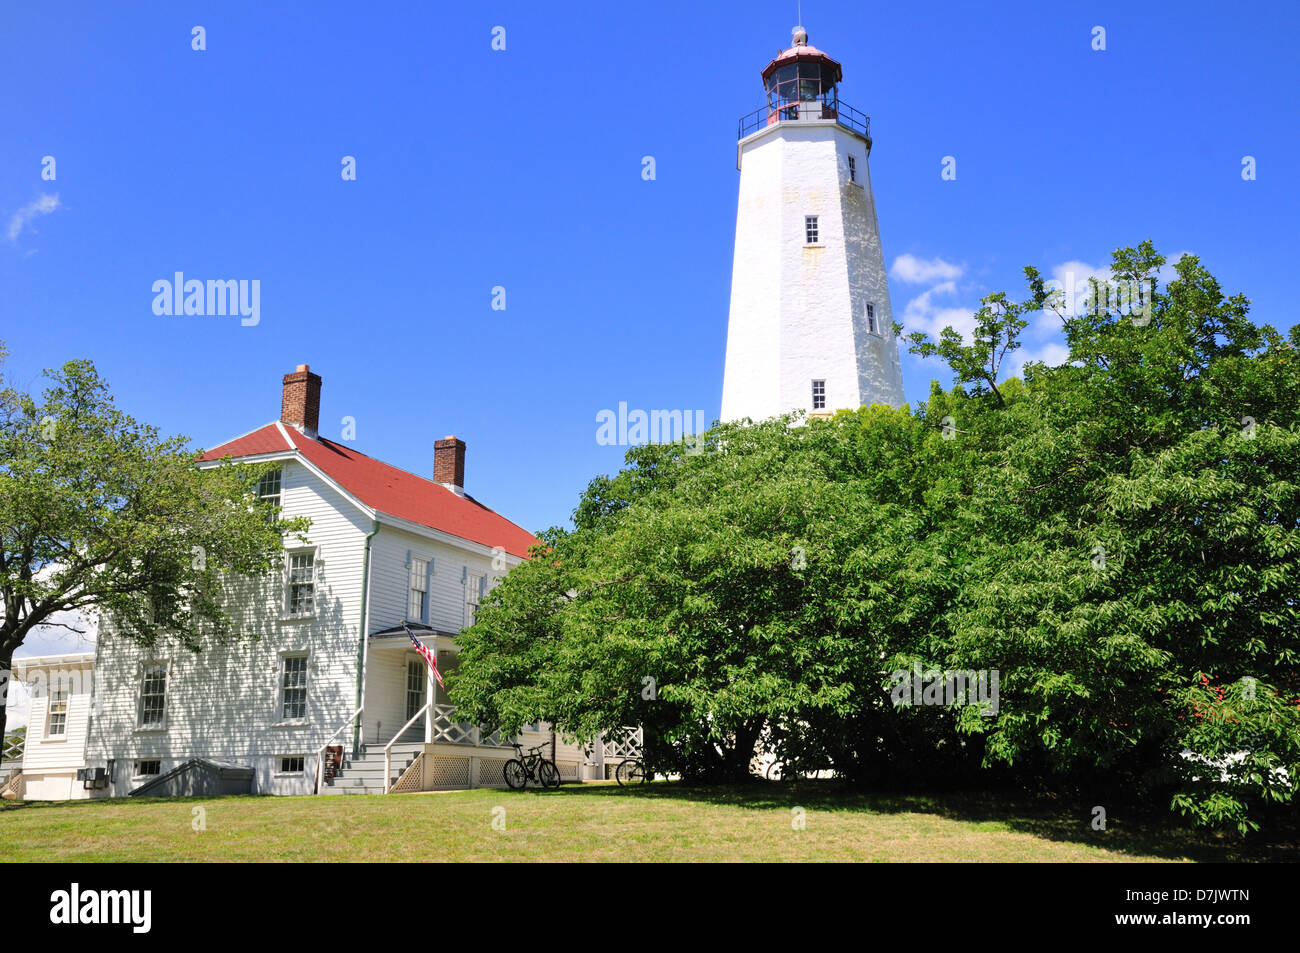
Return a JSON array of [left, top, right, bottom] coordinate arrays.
[[812, 380, 827, 410], [277, 755, 305, 774], [280, 654, 308, 721], [138, 664, 168, 728], [406, 657, 427, 720], [805, 215, 819, 244], [287, 552, 315, 616], [408, 557, 428, 622], [257, 468, 282, 517], [867, 302, 879, 335], [134, 759, 161, 778], [847, 154, 857, 183], [465, 571, 485, 627], [47, 680, 69, 738]]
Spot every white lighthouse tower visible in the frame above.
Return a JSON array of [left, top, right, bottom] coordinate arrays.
[[721, 26, 906, 422]]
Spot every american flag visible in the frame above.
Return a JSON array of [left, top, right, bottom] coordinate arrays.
[[403, 621, 444, 691]]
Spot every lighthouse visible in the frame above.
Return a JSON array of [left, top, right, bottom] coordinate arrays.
[[721, 26, 907, 422]]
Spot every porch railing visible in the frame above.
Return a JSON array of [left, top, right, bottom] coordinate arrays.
[[382, 703, 518, 792], [314, 705, 363, 794], [428, 704, 511, 748], [2, 733, 24, 765]]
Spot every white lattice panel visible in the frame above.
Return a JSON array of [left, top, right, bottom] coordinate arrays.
[[601, 726, 643, 761], [556, 761, 580, 781], [0, 771, 25, 800], [389, 753, 424, 793], [427, 756, 471, 789], [477, 759, 508, 788]]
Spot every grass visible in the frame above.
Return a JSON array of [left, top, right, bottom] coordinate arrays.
[[1, 782, 1293, 862]]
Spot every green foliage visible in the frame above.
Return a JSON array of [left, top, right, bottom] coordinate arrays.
[[0, 347, 309, 667], [453, 243, 1300, 833]]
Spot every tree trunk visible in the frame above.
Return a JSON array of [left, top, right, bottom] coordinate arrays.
[[0, 647, 13, 766]]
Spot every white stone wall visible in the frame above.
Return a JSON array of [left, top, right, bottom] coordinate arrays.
[[722, 119, 906, 422]]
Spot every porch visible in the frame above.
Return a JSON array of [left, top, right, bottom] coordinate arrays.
[[317, 623, 596, 794]]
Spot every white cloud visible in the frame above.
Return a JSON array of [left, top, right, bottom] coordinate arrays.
[[900, 280, 977, 345], [6, 193, 61, 242], [1006, 341, 1071, 380], [890, 253, 963, 284]]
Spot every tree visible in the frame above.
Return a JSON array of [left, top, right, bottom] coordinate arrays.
[[454, 242, 1299, 831], [0, 346, 307, 746], [907, 242, 1300, 833]]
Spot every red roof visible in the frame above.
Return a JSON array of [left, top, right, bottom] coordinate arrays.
[[198, 424, 538, 558]]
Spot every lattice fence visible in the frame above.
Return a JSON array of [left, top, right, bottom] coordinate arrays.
[[389, 753, 425, 793], [556, 761, 581, 782], [426, 755, 471, 789]]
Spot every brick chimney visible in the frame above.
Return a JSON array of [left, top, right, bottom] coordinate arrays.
[[281, 364, 322, 438], [434, 436, 466, 494]]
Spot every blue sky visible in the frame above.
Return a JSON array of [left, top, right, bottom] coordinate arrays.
[[3, 0, 1298, 551]]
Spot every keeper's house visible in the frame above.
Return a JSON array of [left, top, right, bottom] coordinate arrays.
[[84, 365, 592, 797]]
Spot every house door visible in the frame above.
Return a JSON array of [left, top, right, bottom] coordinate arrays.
[[406, 657, 426, 721], [434, 650, 459, 707]]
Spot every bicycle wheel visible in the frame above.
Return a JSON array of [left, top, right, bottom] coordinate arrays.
[[538, 761, 561, 789], [615, 759, 640, 786], [504, 758, 528, 790], [766, 761, 784, 781]]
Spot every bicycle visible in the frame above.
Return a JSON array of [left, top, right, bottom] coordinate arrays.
[[765, 759, 827, 781], [615, 757, 649, 786], [504, 743, 561, 790]]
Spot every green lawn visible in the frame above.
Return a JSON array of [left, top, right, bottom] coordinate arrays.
[[0, 782, 1291, 862]]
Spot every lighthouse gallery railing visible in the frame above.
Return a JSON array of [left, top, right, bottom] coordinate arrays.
[[737, 95, 871, 143]]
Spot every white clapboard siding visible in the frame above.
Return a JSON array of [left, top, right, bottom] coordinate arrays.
[[363, 645, 416, 745], [360, 524, 517, 744], [22, 692, 91, 772], [366, 524, 510, 636], [85, 460, 371, 794]]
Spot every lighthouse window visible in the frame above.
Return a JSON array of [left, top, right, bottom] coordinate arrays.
[[812, 380, 826, 410], [805, 216, 819, 244], [867, 303, 879, 334], [847, 154, 857, 182]]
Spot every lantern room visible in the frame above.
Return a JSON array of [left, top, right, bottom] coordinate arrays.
[[761, 26, 843, 115]]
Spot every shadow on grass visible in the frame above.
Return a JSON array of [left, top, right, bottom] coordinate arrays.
[[542, 780, 1299, 862]]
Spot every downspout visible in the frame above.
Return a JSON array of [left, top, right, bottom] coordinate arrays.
[[353, 519, 381, 754]]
